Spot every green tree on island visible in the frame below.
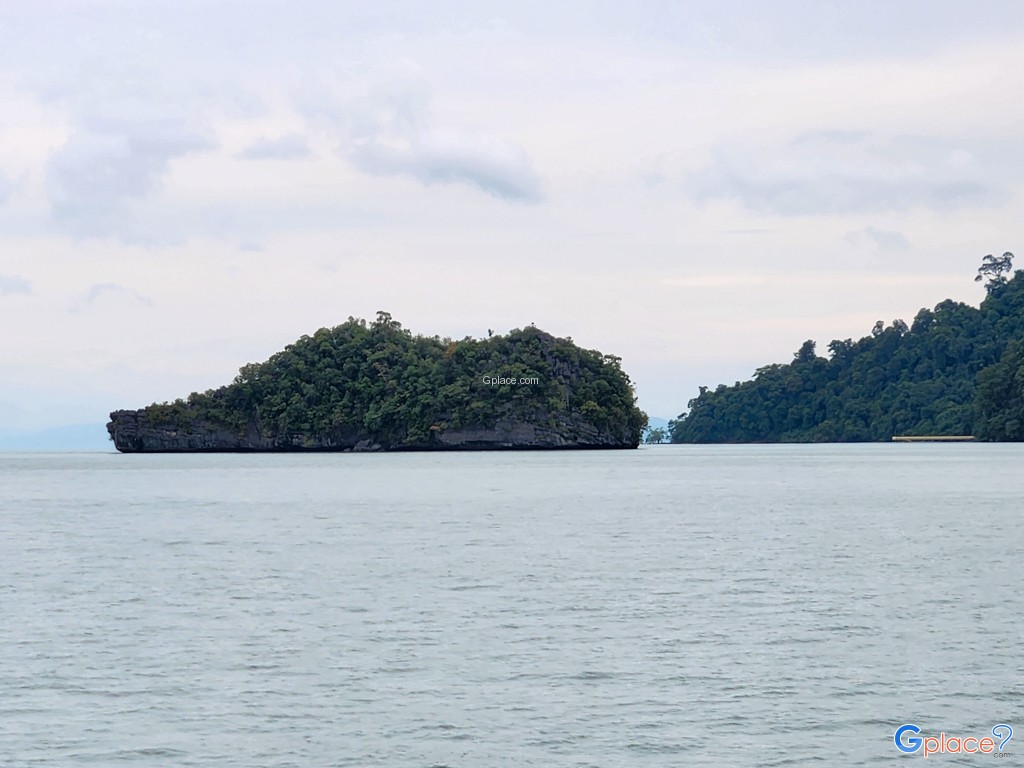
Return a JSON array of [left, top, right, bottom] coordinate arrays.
[[644, 427, 668, 444]]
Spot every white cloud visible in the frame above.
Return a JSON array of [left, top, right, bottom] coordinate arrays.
[[351, 129, 542, 202], [845, 226, 910, 251], [0, 274, 31, 296], [685, 133, 1005, 215], [72, 282, 154, 312], [298, 75, 543, 202], [238, 134, 312, 160], [47, 119, 212, 242]]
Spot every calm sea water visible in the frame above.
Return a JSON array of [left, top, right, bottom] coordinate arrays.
[[1, 445, 1021, 767]]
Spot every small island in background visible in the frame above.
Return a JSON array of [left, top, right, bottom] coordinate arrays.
[[669, 253, 1024, 443], [107, 312, 647, 452]]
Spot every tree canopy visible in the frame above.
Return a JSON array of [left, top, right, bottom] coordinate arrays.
[[671, 259, 1024, 442], [138, 314, 647, 448]]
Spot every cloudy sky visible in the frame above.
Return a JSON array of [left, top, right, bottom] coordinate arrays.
[[2, 0, 1023, 431]]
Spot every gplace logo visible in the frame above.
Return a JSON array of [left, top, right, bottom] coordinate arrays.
[[894, 723, 1013, 757]]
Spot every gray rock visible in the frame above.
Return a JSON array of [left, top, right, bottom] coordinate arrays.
[[106, 409, 636, 452]]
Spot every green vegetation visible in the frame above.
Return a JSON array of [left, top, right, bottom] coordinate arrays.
[[671, 254, 1024, 443], [975, 340, 1024, 440], [643, 427, 668, 444], [140, 312, 646, 447]]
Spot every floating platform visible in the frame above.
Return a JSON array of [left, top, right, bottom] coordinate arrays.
[[891, 435, 977, 442]]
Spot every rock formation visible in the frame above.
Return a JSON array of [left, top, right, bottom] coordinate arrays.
[[108, 316, 646, 452]]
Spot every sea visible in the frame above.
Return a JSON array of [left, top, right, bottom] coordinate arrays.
[[1, 445, 1021, 766]]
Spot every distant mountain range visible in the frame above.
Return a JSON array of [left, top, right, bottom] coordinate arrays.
[[0, 424, 112, 452]]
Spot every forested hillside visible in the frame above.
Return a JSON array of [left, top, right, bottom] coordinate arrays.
[[671, 255, 1024, 442]]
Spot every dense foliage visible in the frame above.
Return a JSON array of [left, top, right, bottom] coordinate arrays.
[[975, 340, 1024, 440], [141, 312, 646, 447], [671, 265, 1024, 443]]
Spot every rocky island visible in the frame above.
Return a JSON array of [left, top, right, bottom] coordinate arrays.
[[107, 313, 647, 452]]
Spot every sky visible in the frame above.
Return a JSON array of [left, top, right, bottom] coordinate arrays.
[[2, 0, 1024, 432]]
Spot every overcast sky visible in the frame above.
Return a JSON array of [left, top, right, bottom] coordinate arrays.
[[2, 0, 1023, 430]]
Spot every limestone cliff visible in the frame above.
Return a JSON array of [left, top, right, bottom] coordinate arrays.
[[106, 408, 633, 452]]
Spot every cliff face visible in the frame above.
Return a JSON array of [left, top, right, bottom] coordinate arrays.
[[106, 409, 635, 452], [107, 410, 342, 453]]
